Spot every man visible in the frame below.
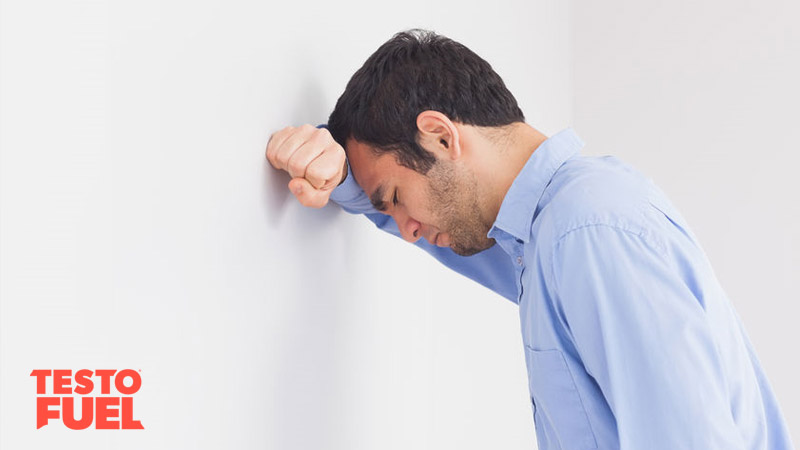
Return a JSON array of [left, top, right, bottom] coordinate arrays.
[[266, 29, 793, 449]]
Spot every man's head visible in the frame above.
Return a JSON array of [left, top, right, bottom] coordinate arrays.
[[327, 29, 527, 256]]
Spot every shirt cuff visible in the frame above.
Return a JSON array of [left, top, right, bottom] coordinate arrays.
[[329, 158, 364, 205]]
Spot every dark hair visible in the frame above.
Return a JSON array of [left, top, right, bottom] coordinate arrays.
[[327, 28, 525, 175]]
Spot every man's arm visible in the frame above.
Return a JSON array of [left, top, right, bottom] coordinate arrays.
[[550, 224, 746, 449], [265, 123, 518, 303]]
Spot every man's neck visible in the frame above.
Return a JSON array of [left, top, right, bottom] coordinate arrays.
[[481, 122, 549, 226]]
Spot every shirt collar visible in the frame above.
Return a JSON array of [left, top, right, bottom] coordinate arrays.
[[487, 128, 584, 243]]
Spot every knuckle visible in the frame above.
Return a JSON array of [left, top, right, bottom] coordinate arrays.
[[266, 152, 278, 167], [304, 163, 319, 178], [287, 159, 305, 176], [306, 165, 328, 183], [327, 141, 344, 157], [314, 127, 330, 139], [276, 128, 292, 141]]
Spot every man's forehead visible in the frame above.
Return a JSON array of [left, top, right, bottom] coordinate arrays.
[[345, 138, 381, 183]]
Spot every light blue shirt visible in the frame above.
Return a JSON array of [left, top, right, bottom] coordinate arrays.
[[327, 126, 794, 449]]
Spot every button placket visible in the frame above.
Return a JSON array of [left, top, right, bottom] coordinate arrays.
[[514, 241, 525, 302]]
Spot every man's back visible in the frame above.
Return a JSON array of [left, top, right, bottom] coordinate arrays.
[[513, 137, 793, 448]]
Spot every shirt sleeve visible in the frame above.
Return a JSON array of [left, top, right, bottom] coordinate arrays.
[[329, 157, 518, 303], [550, 224, 746, 449]]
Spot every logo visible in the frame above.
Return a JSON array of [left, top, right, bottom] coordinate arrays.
[[30, 369, 144, 430]]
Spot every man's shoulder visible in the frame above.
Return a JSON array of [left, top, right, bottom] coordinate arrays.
[[532, 155, 661, 244]]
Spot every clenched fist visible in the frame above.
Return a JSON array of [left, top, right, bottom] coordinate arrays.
[[266, 124, 348, 208]]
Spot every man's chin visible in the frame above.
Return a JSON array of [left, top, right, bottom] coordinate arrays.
[[451, 239, 496, 257]]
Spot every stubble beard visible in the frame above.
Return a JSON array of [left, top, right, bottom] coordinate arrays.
[[426, 160, 496, 257]]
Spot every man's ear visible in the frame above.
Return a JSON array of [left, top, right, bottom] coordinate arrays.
[[416, 110, 461, 160]]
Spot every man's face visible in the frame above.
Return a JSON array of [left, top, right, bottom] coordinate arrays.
[[346, 137, 496, 256]]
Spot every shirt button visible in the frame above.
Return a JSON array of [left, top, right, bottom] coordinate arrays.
[[516, 238, 523, 244], [516, 256, 523, 266]]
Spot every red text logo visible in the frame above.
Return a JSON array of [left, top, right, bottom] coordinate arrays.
[[30, 369, 144, 430]]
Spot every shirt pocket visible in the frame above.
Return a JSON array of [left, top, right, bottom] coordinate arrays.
[[526, 346, 598, 450]]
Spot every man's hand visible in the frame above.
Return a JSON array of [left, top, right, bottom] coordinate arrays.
[[266, 124, 348, 208]]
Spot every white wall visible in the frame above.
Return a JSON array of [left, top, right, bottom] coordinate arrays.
[[573, 0, 800, 442], [0, 0, 571, 448], [8, 0, 789, 447]]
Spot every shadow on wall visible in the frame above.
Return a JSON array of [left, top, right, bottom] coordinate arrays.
[[262, 73, 355, 448]]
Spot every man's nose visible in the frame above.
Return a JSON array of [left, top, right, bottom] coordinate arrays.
[[395, 211, 422, 243]]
